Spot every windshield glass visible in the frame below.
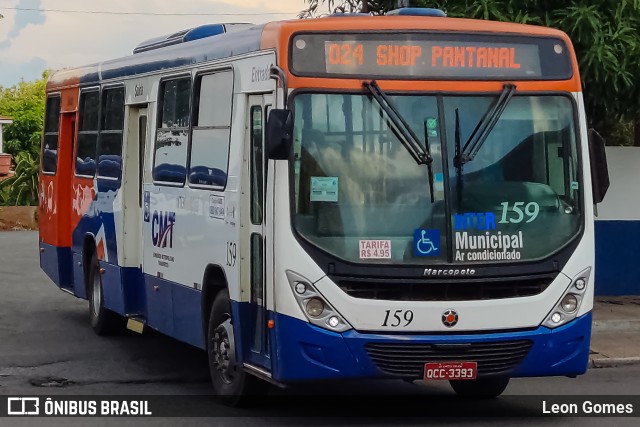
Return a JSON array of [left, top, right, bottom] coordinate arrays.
[[292, 93, 581, 265]]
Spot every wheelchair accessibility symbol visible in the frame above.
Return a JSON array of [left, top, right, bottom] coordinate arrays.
[[414, 229, 441, 257]]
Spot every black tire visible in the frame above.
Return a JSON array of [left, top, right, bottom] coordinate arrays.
[[87, 253, 125, 335], [450, 377, 510, 398], [207, 289, 269, 406]]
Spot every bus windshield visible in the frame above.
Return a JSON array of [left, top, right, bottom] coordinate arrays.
[[292, 92, 581, 264]]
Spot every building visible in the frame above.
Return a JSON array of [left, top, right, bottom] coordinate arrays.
[[0, 116, 13, 177], [594, 146, 640, 295], [0, 115, 13, 153]]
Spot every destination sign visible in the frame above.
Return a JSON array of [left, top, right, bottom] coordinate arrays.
[[290, 33, 573, 80]]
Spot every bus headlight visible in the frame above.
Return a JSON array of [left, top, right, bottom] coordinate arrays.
[[286, 270, 351, 332], [560, 294, 578, 313], [543, 267, 590, 329], [305, 298, 325, 317]]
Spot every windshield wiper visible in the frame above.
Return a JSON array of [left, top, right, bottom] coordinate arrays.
[[454, 108, 463, 208], [454, 83, 516, 168], [363, 80, 435, 202]]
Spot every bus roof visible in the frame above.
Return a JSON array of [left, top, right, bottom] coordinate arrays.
[[47, 15, 578, 92]]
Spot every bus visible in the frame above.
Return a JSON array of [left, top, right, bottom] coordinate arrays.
[[39, 7, 609, 404]]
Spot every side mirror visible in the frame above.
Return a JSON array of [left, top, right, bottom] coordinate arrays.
[[265, 109, 293, 160], [588, 128, 610, 204]]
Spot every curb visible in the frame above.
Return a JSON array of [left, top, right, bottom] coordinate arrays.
[[589, 357, 640, 369], [592, 319, 640, 333]]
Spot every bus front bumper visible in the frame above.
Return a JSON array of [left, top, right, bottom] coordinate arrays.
[[271, 311, 591, 383]]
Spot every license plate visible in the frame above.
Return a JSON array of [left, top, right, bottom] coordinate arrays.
[[424, 361, 477, 380]]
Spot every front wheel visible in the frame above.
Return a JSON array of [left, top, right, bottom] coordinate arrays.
[[207, 289, 269, 406], [450, 377, 510, 398]]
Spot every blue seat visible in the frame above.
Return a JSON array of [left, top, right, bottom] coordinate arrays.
[[153, 163, 186, 183], [188, 165, 227, 187], [42, 149, 58, 172], [76, 157, 96, 176], [97, 155, 122, 178]]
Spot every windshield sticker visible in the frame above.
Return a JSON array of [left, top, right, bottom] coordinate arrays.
[[499, 201, 539, 224], [426, 117, 438, 137], [455, 231, 523, 261], [209, 195, 225, 220], [359, 240, 391, 259], [434, 173, 444, 191], [310, 176, 339, 202], [454, 212, 496, 231], [413, 229, 441, 256], [571, 181, 579, 190]]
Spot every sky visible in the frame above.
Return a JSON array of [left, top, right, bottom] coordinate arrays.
[[0, 0, 328, 87]]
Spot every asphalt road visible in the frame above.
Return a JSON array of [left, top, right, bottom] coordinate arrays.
[[1, 231, 639, 426]]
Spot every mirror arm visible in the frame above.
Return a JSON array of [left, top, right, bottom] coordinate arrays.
[[270, 65, 288, 108]]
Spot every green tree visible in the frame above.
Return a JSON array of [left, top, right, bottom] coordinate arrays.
[[0, 70, 49, 158], [299, 0, 640, 145], [0, 152, 39, 206]]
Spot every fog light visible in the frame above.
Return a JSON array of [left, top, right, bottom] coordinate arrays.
[[327, 316, 340, 328], [575, 278, 586, 290], [561, 294, 578, 313], [551, 312, 562, 323], [306, 298, 324, 318], [294, 282, 307, 294]]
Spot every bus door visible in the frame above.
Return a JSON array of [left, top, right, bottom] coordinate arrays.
[[242, 94, 274, 370], [122, 105, 148, 315]]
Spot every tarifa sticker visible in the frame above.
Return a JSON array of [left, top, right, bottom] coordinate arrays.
[[310, 176, 339, 202], [359, 240, 391, 259]]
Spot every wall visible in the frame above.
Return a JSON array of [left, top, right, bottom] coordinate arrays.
[[594, 146, 640, 295]]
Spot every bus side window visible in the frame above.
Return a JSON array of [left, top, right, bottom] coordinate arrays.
[[76, 90, 100, 177], [97, 87, 125, 179], [153, 77, 191, 185], [188, 70, 233, 188], [42, 95, 61, 174]]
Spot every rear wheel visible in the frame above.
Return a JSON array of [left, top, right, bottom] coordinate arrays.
[[207, 289, 269, 406], [87, 253, 125, 335], [450, 377, 510, 398]]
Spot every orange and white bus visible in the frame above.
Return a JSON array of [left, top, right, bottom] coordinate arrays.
[[39, 7, 609, 404]]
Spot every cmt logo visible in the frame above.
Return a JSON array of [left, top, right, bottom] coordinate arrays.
[[151, 211, 176, 248]]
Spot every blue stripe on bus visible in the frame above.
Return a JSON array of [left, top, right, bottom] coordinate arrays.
[[595, 220, 640, 296], [269, 312, 591, 382], [98, 260, 126, 315], [143, 274, 204, 349], [39, 243, 72, 289], [71, 252, 87, 299]]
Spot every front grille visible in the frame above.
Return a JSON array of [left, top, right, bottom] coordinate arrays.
[[365, 340, 533, 379], [337, 275, 552, 301]]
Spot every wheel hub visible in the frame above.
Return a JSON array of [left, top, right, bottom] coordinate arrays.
[[211, 318, 236, 384]]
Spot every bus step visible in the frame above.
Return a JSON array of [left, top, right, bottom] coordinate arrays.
[[126, 317, 145, 334]]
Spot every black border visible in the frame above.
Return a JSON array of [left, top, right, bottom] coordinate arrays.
[[289, 30, 574, 82]]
